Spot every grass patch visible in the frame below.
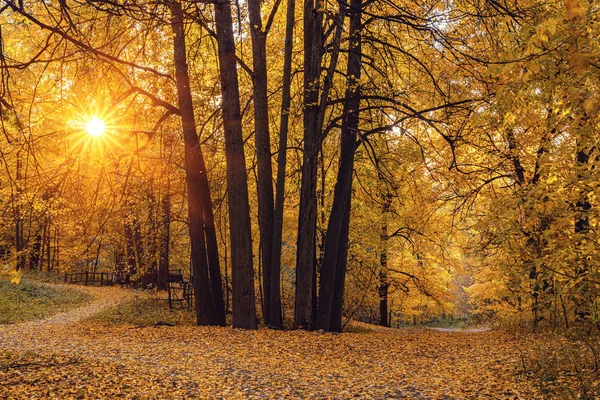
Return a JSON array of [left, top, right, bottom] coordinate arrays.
[[0, 277, 90, 324], [21, 270, 64, 284], [87, 295, 196, 327]]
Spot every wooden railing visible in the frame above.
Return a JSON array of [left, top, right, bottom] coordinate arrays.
[[64, 271, 115, 286]]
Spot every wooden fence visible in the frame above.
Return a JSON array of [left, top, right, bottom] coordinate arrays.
[[64, 271, 115, 286]]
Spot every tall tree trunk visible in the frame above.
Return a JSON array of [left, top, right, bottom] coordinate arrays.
[[200, 158, 226, 325], [575, 140, 590, 236], [315, 0, 362, 332], [248, 0, 275, 326], [132, 211, 144, 275], [168, 0, 216, 326], [378, 192, 391, 327], [294, 0, 323, 330], [213, 0, 257, 329], [270, 0, 295, 329], [574, 134, 591, 321], [45, 215, 52, 272], [329, 200, 351, 332], [143, 189, 158, 288], [123, 215, 136, 278], [30, 233, 41, 270], [15, 148, 25, 270], [157, 192, 170, 291], [565, 0, 591, 323], [378, 270, 389, 327], [53, 226, 59, 270]]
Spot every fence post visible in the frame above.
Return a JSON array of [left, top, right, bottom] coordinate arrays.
[[85, 271, 89, 286], [64, 273, 67, 283]]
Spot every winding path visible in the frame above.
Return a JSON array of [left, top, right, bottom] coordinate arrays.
[[0, 283, 137, 352]]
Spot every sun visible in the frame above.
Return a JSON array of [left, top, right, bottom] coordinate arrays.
[[86, 117, 106, 137]]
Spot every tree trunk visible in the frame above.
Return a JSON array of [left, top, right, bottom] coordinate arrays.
[[575, 145, 590, 235], [379, 192, 391, 327], [248, 0, 275, 326], [315, 0, 362, 332], [132, 211, 144, 275], [213, 0, 257, 329], [157, 192, 170, 291], [330, 200, 351, 332], [53, 226, 59, 270], [574, 135, 591, 321], [143, 189, 158, 288], [270, 0, 295, 329], [45, 216, 52, 271], [168, 0, 216, 326], [30, 233, 42, 270], [379, 277, 389, 327], [15, 148, 25, 270], [294, 0, 323, 330], [201, 149, 226, 325], [123, 215, 136, 278]]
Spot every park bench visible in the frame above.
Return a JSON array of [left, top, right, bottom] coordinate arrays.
[[167, 269, 194, 310]]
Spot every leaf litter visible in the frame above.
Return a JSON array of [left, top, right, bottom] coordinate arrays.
[[0, 285, 549, 399]]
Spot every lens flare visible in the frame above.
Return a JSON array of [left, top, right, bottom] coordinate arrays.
[[86, 117, 106, 137]]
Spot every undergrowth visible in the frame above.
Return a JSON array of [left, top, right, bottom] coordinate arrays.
[[0, 277, 90, 324], [499, 314, 600, 399], [86, 294, 196, 327]]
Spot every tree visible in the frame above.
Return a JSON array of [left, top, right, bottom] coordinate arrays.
[[212, 0, 258, 329], [168, 0, 224, 326], [270, 0, 296, 329], [315, 0, 363, 332]]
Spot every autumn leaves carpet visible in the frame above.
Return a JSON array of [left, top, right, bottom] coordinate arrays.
[[1, 285, 542, 399]]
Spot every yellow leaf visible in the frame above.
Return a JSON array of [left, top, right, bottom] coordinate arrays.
[[565, 0, 585, 20], [583, 97, 596, 114], [10, 269, 22, 285]]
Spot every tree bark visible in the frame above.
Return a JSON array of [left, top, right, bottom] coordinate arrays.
[[248, 0, 275, 326], [574, 132, 591, 321], [202, 184, 226, 326], [168, 0, 216, 326], [213, 0, 257, 329], [45, 216, 52, 271], [157, 192, 170, 291], [378, 192, 391, 327], [270, 0, 296, 329], [30, 233, 42, 270], [315, 0, 362, 332], [329, 199, 351, 332], [294, 0, 323, 330], [15, 148, 25, 270]]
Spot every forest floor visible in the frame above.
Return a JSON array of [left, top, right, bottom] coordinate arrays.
[[0, 283, 583, 399]]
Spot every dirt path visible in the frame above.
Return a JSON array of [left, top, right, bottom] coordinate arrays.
[[0, 284, 138, 352], [27, 284, 137, 326], [425, 326, 491, 332]]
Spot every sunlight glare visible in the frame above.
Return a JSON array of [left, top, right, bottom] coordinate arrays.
[[86, 117, 106, 137]]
